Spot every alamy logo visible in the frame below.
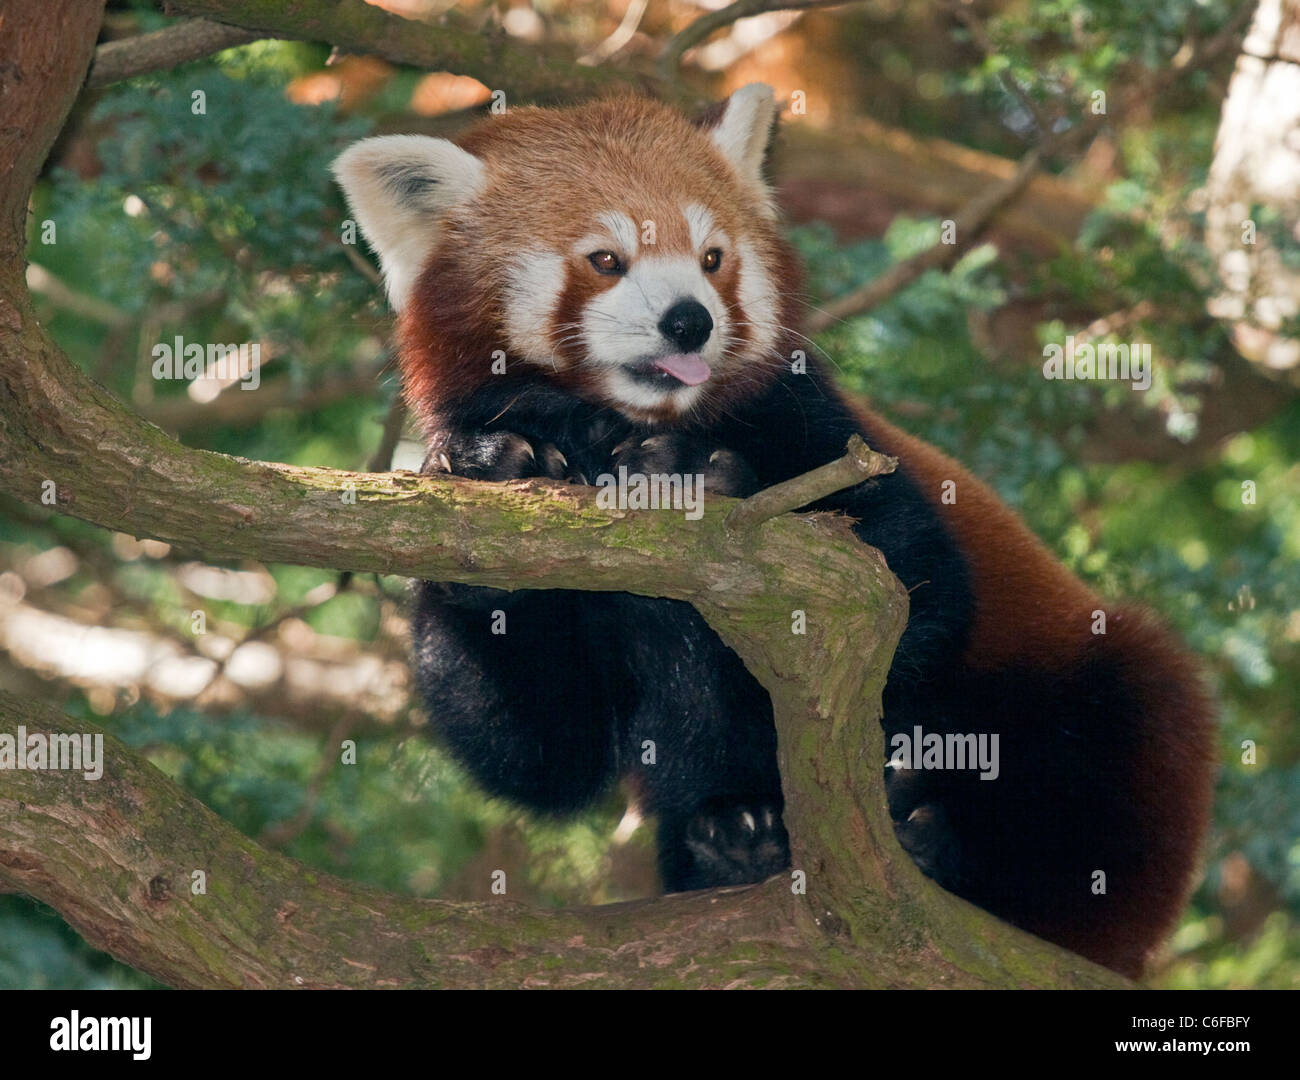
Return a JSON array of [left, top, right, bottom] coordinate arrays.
[[151, 336, 261, 390], [594, 467, 704, 520], [0, 726, 104, 780], [1042, 335, 1152, 390], [50, 1012, 151, 1060], [888, 725, 1000, 780]]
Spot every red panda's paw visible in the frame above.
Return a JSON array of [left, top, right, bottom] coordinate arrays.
[[674, 798, 790, 890], [611, 433, 758, 498], [893, 802, 961, 886], [425, 429, 587, 484], [886, 767, 963, 890]]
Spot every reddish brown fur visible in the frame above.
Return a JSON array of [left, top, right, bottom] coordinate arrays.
[[1052, 605, 1216, 974], [398, 95, 800, 430], [854, 400, 1217, 974], [851, 402, 1100, 671]]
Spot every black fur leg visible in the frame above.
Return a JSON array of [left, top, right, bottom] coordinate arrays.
[[603, 593, 786, 891], [610, 433, 758, 497], [411, 582, 627, 812], [658, 797, 790, 891], [411, 448, 628, 812]]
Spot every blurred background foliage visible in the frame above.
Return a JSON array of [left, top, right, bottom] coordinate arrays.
[[2, 0, 1296, 989]]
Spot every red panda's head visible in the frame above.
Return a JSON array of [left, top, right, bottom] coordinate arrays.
[[333, 85, 801, 427]]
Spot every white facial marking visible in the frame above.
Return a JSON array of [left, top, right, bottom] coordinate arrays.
[[597, 210, 640, 253], [504, 250, 565, 365], [684, 204, 715, 250], [581, 253, 726, 413], [736, 239, 779, 360], [573, 211, 640, 262]]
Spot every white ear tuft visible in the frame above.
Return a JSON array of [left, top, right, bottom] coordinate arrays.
[[332, 135, 486, 311], [709, 83, 777, 194]]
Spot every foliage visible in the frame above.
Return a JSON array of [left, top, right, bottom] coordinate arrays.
[[31, 61, 384, 464]]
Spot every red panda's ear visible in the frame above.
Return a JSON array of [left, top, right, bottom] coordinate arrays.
[[332, 135, 485, 311], [704, 83, 777, 211]]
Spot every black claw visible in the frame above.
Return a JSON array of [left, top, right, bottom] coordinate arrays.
[[607, 432, 757, 498]]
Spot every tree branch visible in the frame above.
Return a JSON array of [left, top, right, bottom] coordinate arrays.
[[0, 690, 821, 988], [804, 4, 1251, 332], [138, 362, 390, 434], [726, 435, 895, 531], [773, 119, 1096, 252], [805, 135, 1055, 332], [658, 0, 851, 79], [0, 594, 1120, 989], [162, 0, 637, 104], [940, 0, 1054, 136], [579, 0, 651, 66], [86, 18, 262, 88]]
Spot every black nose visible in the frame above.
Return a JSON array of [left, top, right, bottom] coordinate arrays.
[[658, 299, 713, 353]]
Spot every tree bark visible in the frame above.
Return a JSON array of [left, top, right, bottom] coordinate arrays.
[[162, 0, 639, 104], [0, 0, 1126, 988], [86, 18, 261, 88]]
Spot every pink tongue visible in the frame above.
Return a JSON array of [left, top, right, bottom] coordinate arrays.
[[653, 353, 711, 386]]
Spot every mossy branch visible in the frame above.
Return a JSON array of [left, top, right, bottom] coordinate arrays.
[[726, 435, 896, 531], [87, 18, 261, 88], [160, 0, 641, 104]]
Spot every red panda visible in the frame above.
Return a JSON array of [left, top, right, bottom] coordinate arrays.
[[334, 84, 1217, 977]]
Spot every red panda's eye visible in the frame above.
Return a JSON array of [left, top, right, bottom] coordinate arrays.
[[702, 248, 723, 273], [588, 251, 624, 275]]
